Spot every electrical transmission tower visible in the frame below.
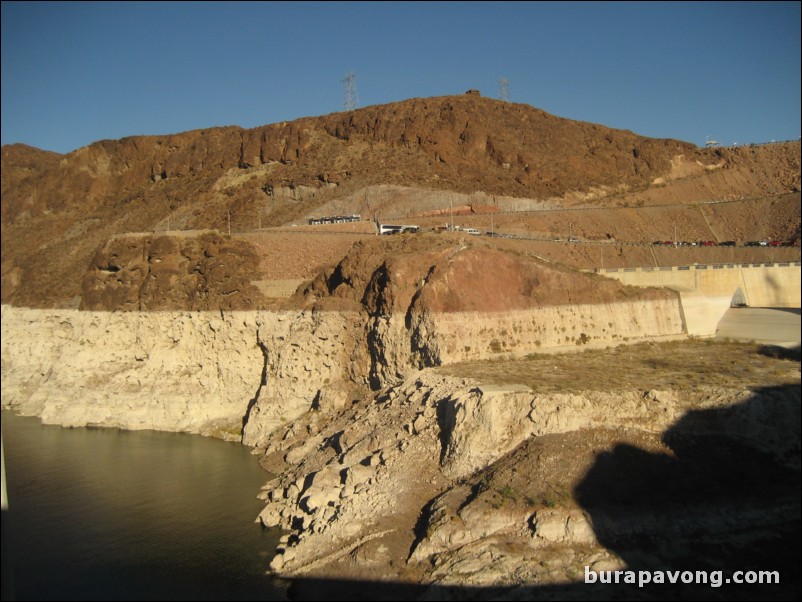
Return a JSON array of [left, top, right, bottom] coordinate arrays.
[[499, 77, 510, 102], [342, 71, 359, 111]]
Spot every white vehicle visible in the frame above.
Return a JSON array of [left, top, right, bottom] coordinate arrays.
[[464, 228, 481, 235], [379, 223, 420, 235]]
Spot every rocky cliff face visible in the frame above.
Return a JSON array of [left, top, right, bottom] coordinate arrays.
[[0, 235, 688, 444], [241, 310, 367, 447], [1, 306, 265, 437], [0, 296, 684, 446], [0, 305, 370, 440], [81, 231, 266, 311], [304, 236, 684, 385]]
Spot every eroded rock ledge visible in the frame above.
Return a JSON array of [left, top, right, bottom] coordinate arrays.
[[1, 277, 684, 441], [254, 371, 800, 589]]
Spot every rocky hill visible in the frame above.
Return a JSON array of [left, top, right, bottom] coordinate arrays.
[[2, 93, 800, 598], [0, 94, 697, 223], [2, 92, 799, 309]]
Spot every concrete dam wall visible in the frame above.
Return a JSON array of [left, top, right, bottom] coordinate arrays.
[[598, 262, 801, 336]]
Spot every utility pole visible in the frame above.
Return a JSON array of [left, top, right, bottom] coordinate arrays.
[[227, 209, 231, 236], [450, 197, 454, 231]]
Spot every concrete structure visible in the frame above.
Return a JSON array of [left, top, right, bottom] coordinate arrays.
[[597, 262, 801, 336], [715, 307, 801, 347]]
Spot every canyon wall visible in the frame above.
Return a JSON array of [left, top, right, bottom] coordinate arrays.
[[1, 306, 265, 437], [2, 295, 685, 445]]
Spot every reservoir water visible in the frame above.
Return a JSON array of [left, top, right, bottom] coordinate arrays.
[[1, 411, 286, 601]]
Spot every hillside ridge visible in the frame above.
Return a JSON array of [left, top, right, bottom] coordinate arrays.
[[1, 93, 799, 309]]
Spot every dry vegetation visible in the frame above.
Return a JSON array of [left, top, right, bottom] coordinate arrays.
[[437, 339, 801, 394], [239, 230, 370, 280]]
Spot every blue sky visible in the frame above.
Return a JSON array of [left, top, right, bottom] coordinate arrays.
[[2, 1, 800, 154]]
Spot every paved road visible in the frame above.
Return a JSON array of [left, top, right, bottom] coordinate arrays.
[[716, 307, 801, 347]]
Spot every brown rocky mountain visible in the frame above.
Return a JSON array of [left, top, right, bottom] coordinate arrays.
[[0, 94, 696, 223], [1, 92, 799, 308]]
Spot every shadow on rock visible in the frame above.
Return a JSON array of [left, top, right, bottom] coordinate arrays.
[[758, 343, 801, 362], [574, 384, 801, 601], [274, 386, 801, 601]]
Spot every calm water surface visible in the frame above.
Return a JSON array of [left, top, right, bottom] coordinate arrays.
[[2, 411, 286, 601]]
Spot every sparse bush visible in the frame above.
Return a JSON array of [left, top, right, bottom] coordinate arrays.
[[497, 485, 517, 501]]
